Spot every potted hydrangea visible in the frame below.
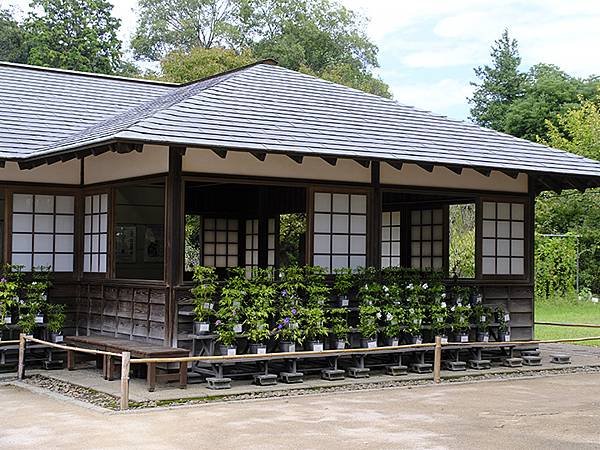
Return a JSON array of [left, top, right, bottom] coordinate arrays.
[[495, 305, 511, 342], [191, 266, 218, 335], [473, 304, 492, 342], [245, 268, 276, 354], [47, 303, 65, 343], [333, 267, 353, 307], [451, 300, 471, 342], [328, 307, 350, 349]]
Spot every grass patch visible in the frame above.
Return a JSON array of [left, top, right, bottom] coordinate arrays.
[[535, 299, 600, 347]]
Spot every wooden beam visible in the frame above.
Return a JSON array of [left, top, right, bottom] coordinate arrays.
[[446, 165, 463, 175], [417, 163, 434, 173], [211, 149, 228, 159], [370, 161, 382, 269], [502, 170, 520, 179], [475, 168, 492, 177], [321, 157, 337, 166], [354, 159, 370, 168], [252, 152, 267, 161], [387, 161, 403, 171], [287, 154, 303, 164]]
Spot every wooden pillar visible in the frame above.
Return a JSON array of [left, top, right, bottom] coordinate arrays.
[[258, 186, 268, 268], [369, 161, 382, 269], [120, 351, 130, 411], [17, 333, 26, 380], [165, 146, 185, 346], [433, 335, 442, 383]]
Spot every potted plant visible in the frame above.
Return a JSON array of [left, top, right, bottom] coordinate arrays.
[[213, 268, 247, 356], [333, 267, 353, 306], [47, 303, 65, 343], [450, 300, 471, 342], [275, 307, 302, 352], [276, 266, 305, 352], [191, 266, 219, 335], [214, 320, 237, 355], [245, 268, 275, 354], [18, 267, 52, 335], [358, 304, 379, 348], [404, 306, 424, 344], [302, 306, 328, 351], [473, 304, 492, 342], [328, 307, 350, 349], [429, 295, 449, 343], [495, 305, 511, 342], [302, 266, 329, 351], [0, 267, 21, 330], [381, 306, 402, 347]]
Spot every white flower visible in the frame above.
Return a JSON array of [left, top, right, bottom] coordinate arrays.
[[383, 285, 389, 292], [422, 283, 428, 290], [407, 283, 414, 290], [386, 312, 393, 321], [364, 284, 369, 290], [376, 312, 382, 319], [451, 306, 455, 311], [442, 293, 447, 299], [441, 302, 447, 308]]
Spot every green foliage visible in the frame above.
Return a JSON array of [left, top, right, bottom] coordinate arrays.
[[469, 29, 527, 131], [47, 303, 66, 333], [278, 213, 306, 267], [472, 304, 492, 332], [0, 7, 29, 63], [327, 307, 349, 339], [332, 267, 353, 297], [0, 264, 22, 325], [449, 204, 476, 278], [244, 268, 276, 343], [358, 304, 378, 339], [214, 268, 246, 345], [403, 305, 424, 336], [535, 234, 578, 301], [191, 266, 219, 322], [450, 298, 471, 333], [494, 305, 510, 332], [25, 0, 124, 74]]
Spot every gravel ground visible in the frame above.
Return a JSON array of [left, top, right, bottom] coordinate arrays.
[[15, 365, 600, 411]]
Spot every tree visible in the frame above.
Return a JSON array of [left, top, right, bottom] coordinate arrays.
[[133, 0, 391, 97], [503, 64, 599, 141], [536, 98, 600, 293], [25, 0, 123, 74], [132, 0, 241, 60], [469, 29, 527, 130], [160, 46, 255, 82], [0, 7, 29, 63]]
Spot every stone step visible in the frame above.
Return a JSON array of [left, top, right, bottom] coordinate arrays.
[[468, 359, 491, 370], [253, 374, 278, 386], [443, 361, 467, 371], [321, 369, 346, 381], [347, 367, 370, 378], [522, 355, 542, 366], [409, 363, 433, 374], [385, 365, 408, 376], [550, 354, 571, 364], [206, 377, 232, 390], [502, 357, 523, 367], [280, 372, 304, 384]]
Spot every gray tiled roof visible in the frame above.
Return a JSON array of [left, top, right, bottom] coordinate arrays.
[[2, 61, 600, 184], [0, 62, 174, 158]]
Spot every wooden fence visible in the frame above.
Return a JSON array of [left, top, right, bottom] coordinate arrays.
[[11, 324, 600, 411]]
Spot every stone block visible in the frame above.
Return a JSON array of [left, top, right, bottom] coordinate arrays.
[[254, 374, 278, 386], [280, 372, 304, 384], [443, 361, 467, 371], [521, 350, 540, 357], [321, 369, 346, 381], [385, 365, 408, 376], [409, 363, 433, 374], [502, 357, 523, 367], [468, 359, 491, 370], [550, 354, 571, 364], [206, 377, 232, 390], [347, 367, 370, 378], [522, 355, 542, 366]]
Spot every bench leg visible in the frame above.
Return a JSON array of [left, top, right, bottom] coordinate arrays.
[[106, 356, 116, 381], [67, 350, 75, 370], [179, 362, 187, 389], [147, 362, 157, 392]]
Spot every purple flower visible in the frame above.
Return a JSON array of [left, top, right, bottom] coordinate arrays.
[[281, 289, 288, 297], [0, 278, 6, 283], [277, 324, 283, 330], [215, 320, 222, 325], [291, 308, 297, 315], [284, 317, 290, 324]]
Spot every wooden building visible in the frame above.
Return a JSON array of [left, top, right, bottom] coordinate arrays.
[[1, 60, 600, 348]]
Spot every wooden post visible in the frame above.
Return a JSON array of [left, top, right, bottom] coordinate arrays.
[[17, 333, 27, 380], [120, 351, 130, 411], [433, 335, 442, 384]]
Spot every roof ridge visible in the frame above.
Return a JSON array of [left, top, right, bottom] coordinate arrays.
[[0, 60, 180, 87], [179, 58, 279, 86]]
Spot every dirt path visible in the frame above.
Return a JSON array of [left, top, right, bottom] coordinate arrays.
[[2, 372, 600, 449]]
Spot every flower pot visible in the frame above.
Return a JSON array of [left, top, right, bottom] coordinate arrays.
[[334, 339, 346, 350], [455, 332, 469, 343], [50, 332, 63, 343], [476, 331, 490, 342], [307, 340, 324, 352], [360, 337, 378, 349], [248, 343, 267, 354], [499, 331, 511, 342], [193, 321, 210, 335], [384, 336, 400, 347], [279, 341, 296, 353], [337, 295, 349, 307], [409, 335, 423, 345], [217, 344, 237, 356]]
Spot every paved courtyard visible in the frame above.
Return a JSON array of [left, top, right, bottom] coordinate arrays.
[[2, 371, 600, 449]]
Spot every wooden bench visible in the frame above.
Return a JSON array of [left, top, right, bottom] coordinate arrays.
[[65, 336, 189, 392]]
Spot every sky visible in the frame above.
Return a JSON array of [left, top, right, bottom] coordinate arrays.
[[4, 0, 600, 120]]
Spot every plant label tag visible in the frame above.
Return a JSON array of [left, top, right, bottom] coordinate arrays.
[[368, 340, 377, 348], [257, 347, 267, 354], [504, 314, 511, 322], [476, 294, 483, 303], [341, 298, 349, 307], [234, 324, 243, 333], [289, 344, 296, 352], [391, 339, 399, 347], [35, 315, 44, 324], [480, 315, 486, 322], [199, 323, 210, 332], [54, 335, 64, 343], [504, 334, 511, 342], [483, 335, 489, 343], [460, 335, 469, 343], [441, 337, 448, 344], [313, 343, 324, 352], [4, 317, 11, 324], [415, 338, 423, 345], [203, 302, 214, 310], [227, 348, 236, 356]]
